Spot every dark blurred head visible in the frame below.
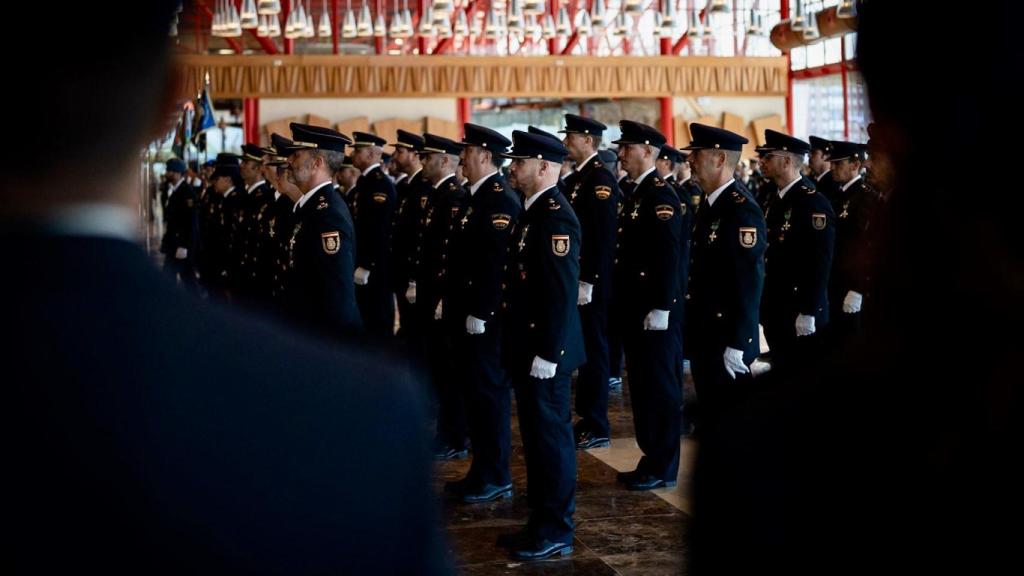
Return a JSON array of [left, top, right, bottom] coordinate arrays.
[[5, 2, 180, 214]]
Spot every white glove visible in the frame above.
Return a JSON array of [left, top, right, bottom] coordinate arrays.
[[405, 281, 417, 304], [750, 359, 772, 378], [530, 355, 558, 379], [723, 347, 750, 379], [842, 290, 863, 314], [795, 314, 816, 337], [466, 315, 486, 335], [434, 300, 443, 320], [643, 309, 670, 331], [354, 267, 370, 286], [577, 281, 594, 306], [174, 247, 188, 260]]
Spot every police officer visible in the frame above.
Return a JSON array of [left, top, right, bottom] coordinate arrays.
[[390, 130, 429, 342], [756, 130, 836, 370], [283, 123, 362, 339], [827, 140, 880, 343], [350, 131, 397, 339], [675, 150, 704, 212], [498, 129, 583, 561], [684, 123, 766, 434], [203, 153, 243, 300], [417, 133, 471, 461], [608, 147, 633, 391], [558, 114, 621, 450], [160, 157, 199, 291], [656, 144, 685, 188], [444, 124, 521, 503], [809, 136, 839, 203], [612, 121, 686, 491], [260, 135, 299, 314], [236, 143, 276, 305]]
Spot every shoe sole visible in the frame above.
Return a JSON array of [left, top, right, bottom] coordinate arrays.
[[433, 450, 469, 461], [462, 488, 513, 504], [576, 439, 611, 450], [511, 545, 573, 561]]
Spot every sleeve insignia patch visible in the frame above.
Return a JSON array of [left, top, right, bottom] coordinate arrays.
[[655, 204, 675, 220], [372, 192, 388, 204], [595, 186, 612, 200], [739, 227, 757, 248], [552, 235, 570, 257], [491, 213, 512, 230], [812, 213, 827, 230], [321, 231, 341, 254]]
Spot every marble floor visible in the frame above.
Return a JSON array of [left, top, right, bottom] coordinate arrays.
[[437, 373, 696, 575]]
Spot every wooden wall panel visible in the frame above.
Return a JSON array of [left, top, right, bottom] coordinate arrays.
[[371, 118, 425, 145], [177, 55, 788, 99], [425, 117, 460, 141], [335, 117, 370, 138]]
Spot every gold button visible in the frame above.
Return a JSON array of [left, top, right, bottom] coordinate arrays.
[[748, 338, 753, 343], [716, 312, 722, 318], [529, 323, 536, 329], [560, 350, 565, 356]]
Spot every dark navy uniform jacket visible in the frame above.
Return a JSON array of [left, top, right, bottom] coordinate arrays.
[[762, 177, 836, 327], [392, 169, 431, 294], [446, 172, 522, 324], [352, 165, 397, 286], [687, 180, 767, 364], [831, 175, 881, 299], [159, 180, 198, 257], [815, 169, 840, 203], [417, 174, 467, 313], [502, 187, 585, 375], [567, 153, 621, 300], [613, 169, 684, 326], [237, 181, 276, 296], [287, 182, 362, 339]]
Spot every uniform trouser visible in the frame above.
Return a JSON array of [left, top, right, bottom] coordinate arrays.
[[418, 298, 466, 450], [622, 321, 683, 481], [689, 345, 755, 436], [608, 298, 625, 379], [395, 289, 418, 341], [164, 256, 197, 292], [456, 328, 512, 488], [514, 371, 576, 544], [574, 297, 611, 438], [356, 282, 396, 339]]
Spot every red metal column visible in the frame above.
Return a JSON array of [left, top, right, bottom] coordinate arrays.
[[781, 0, 792, 133], [283, 0, 295, 54], [375, 0, 385, 54], [659, 0, 671, 54], [660, 97, 674, 146], [333, 0, 340, 54], [457, 98, 472, 135], [244, 98, 260, 144], [840, 40, 850, 139], [548, 1, 559, 54], [417, 0, 428, 54]]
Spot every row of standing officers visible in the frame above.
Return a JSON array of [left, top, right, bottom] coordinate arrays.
[[159, 116, 881, 561]]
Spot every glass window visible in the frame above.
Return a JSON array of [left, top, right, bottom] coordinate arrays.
[[806, 41, 826, 68], [824, 36, 842, 64], [791, 45, 807, 70]]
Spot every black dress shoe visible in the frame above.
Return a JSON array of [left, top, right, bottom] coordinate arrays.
[[461, 483, 513, 504], [608, 377, 623, 391], [433, 446, 469, 461], [625, 474, 677, 491], [509, 539, 573, 561], [495, 528, 531, 549], [575, 429, 610, 450]]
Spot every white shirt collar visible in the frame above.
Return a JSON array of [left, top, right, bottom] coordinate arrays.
[[707, 178, 736, 207], [44, 203, 139, 242], [841, 174, 862, 192], [469, 170, 499, 196], [816, 169, 831, 182], [246, 179, 266, 194], [361, 163, 381, 176], [167, 178, 183, 198], [433, 173, 456, 189], [394, 173, 407, 184], [294, 180, 333, 212], [778, 176, 803, 199], [580, 152, 600, 168], [678, 176, 691, 185], [524, 185, 557, 212], [408, 167, 423, 182], [633, 165, 658, 188]]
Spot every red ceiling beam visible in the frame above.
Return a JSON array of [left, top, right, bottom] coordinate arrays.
[[672, 2, 708, 55]]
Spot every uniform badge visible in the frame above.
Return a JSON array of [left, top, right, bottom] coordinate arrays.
[[551, 235, 570, 257], [732, 190, 747, 203], [839, 201, 850, 219], [491, 213, 511, 230], [493, 182, 503, 191], [595, 186, 612, 200], [372, 192, 388, 204], [420, 196, 428, 209], [654, 178, 665, 187], [812, 213, 827, 230], [518, 224, 530, 252], [548, 200, 561, 210], [739, 227, 757, 248], [316, 198, 328, 210], [655, 204, 675, 221], [321, 231, 341, 255], [709, 220, 720, 243], [679, 203, 687, 216]]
